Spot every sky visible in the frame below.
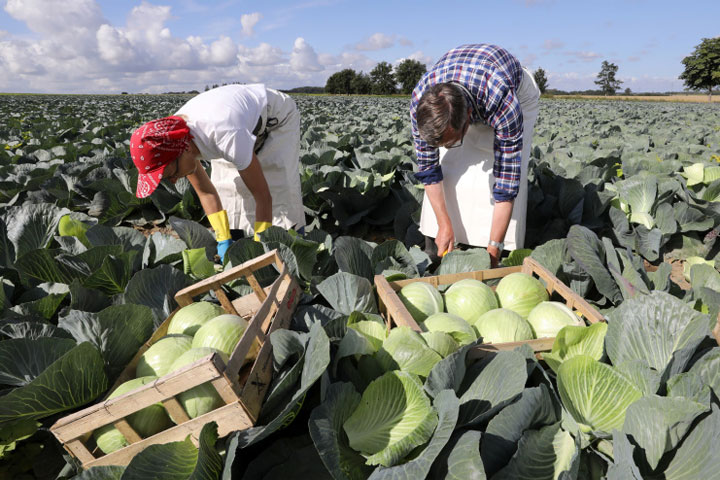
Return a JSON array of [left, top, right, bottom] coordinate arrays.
[[0, 0, 717, 94]]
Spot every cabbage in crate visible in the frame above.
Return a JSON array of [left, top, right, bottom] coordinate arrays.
[[397, 282, 443, 322], [167, 301, 225, 336], [527, 301, 584, 339], [168, 347, 229, 419], [443, 278, 498, 323], [136, 335, 193, 377], [94, 376, 172, 454], [192, 314, 260, 361], [474, 308, 535, 344], [495, 272, 549, 318]]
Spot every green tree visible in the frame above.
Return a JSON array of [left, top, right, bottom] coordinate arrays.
[[533, 67, 548, 94], [679, 37, 720, 101], [325, 69, 357, 94], [394, 59, 427, 94], [594, 61, 623, 95], [370, 61, 396, 95], [351, 72, 372, 94]]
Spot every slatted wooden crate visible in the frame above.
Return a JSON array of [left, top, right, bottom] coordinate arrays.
[[51, 250, 301, 468], [375, 256, 605, 360]]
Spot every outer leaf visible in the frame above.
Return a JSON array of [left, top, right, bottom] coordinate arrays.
[[494, 423, 580, 480], [376, 326, 442, 378], [343, 371, 438, 467], [622, 395, 708, 470], [437, 249, 491, 275], [480, 384, 558, 476], [566, 226, 622, 304], [0, 342, 107, 426], [309, 382, 371, 480], [124, 265, 193, 327], [557, 355, 642, 434], [662, 405, 720, 479], [458, 350, 527, 427], [0, 337, 76, 387], [605, 291, 711, 381], [443, 430, 486, 480], [317, 272, 378, 315]]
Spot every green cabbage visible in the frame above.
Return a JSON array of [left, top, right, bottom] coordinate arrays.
[[192, 314, 258, 360], [136, 335, 193, 378], [421, 312, 477, 346], [94, 376, 172, 454], [168, 347, 229, 420], [167, 301, 225, 336], [495, 272, 549, 318], [397, 282, 444, 322], [474, 308, 535, 344], [444, 278, 498, 323], [527, 301, 584, 338]]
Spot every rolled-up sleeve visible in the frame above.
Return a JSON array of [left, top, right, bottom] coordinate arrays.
[[486, 79, 524, 202]]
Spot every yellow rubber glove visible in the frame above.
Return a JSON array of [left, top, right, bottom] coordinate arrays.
[[254, 221, 272, 241], [207, 210, 231, 242]]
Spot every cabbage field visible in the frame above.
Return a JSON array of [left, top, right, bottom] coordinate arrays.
[[1, 94, 720, 479]]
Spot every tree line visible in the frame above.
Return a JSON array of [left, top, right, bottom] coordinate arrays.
[[324, 59, 427, 95], [534, 37, 720, 99]]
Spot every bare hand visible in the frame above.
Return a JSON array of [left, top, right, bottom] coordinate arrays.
[[435, 223, 455, 257], [487, 245, 501, 268]]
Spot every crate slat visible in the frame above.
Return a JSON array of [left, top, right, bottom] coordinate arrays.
[[113, 418, 142, 445], [162, 397, 191, 424], [83, 402, 254, 468]]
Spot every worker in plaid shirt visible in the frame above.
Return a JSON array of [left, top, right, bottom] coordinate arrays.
[[410, 44, 540, 267]]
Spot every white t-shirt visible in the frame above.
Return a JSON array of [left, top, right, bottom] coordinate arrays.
[[175, 84, 267, 170]]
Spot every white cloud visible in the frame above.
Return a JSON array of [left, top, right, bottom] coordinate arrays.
[[541, 39, 564, 51], [354, 33, 396, 51], [290, 37, 323, 72], [238, 42, 286, 66], [565, 51, 602, 62], [241, 12, 262, 36]]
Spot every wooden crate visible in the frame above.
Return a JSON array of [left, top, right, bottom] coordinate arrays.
[[375, 256, 605, 360], [51, 250, 301, 468]]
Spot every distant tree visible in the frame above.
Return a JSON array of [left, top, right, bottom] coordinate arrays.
[[394, 59, 426, 94], [212, 84, 219, 89], [325, 69, 357, 94], [624, 87, 632, 95], [370, 61, 396, 95], [351, 72, 372, 94], [533, 67, 548, 94], [594, 61, 623, 95], [204, 85, 210, 91], [679, 37, 720, 101]]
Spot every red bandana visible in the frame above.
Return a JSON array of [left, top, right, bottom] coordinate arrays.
[[130, 116, 192, 198]]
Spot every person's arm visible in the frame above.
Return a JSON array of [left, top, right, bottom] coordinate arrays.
[[239, 152, 272, 229], [186, 157, 223, 214], [425, 182, 455, 256], [487, 83, 524, 267], [186, 157, 232, 259]]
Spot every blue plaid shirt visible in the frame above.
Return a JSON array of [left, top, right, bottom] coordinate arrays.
[[410, 44, 524, 201]]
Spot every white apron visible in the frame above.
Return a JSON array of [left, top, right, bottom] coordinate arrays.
[[210, 88, 305, 234], [419, 66, 540, 250]]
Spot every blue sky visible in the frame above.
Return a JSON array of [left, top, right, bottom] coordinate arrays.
[[0, 0, 717, 93]]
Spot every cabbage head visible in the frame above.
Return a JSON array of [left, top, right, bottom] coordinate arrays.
[[136, 335, 193, 377], [168, 347, 229, 419], [527, 301, 584, 338], [474, 308, 535, 344], [192, 314, 259, 361], [495, 272, 549, 318], [444, 279, 498, 323], [167, 301, 225, 336], [397, 282, 444, 322], [94, 376, 171, 454], [421, 312, 477, 346]]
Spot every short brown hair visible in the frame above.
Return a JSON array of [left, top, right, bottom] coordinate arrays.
[[416, 83, 467, 146]]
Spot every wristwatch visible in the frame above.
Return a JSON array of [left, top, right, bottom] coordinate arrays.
[[488, 240, 504, 252]]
